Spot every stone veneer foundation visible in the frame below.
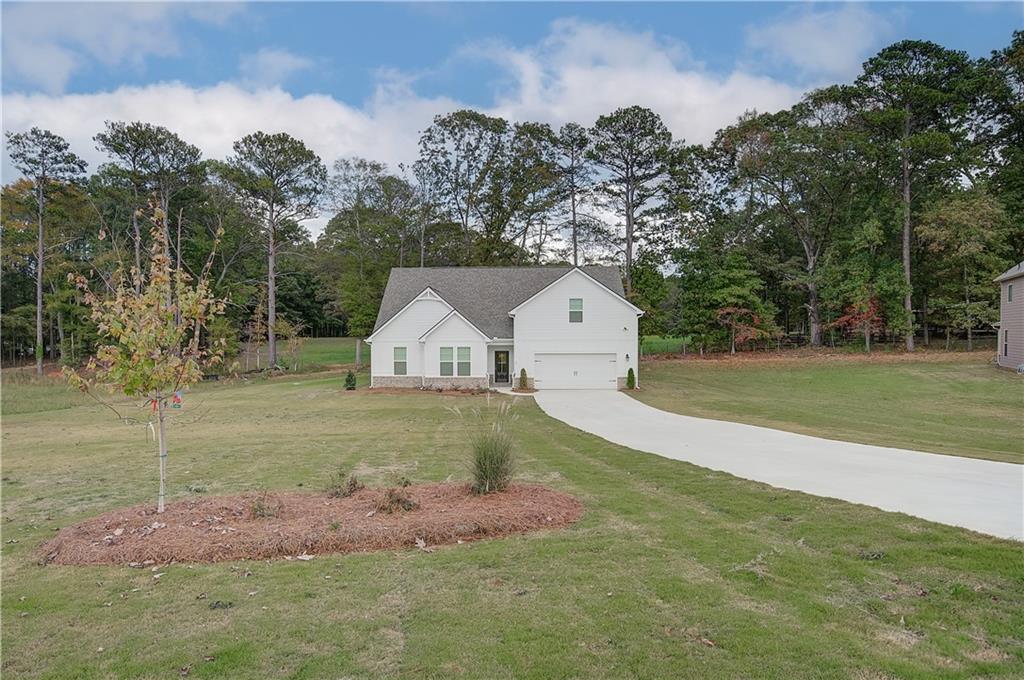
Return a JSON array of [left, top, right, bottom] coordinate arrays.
[[371, 376, 489, 390]]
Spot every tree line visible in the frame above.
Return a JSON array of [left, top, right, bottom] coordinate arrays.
[[2, 35, 1021, 372]]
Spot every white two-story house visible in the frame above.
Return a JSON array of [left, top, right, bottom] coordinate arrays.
[[365, 266, 642, 390]]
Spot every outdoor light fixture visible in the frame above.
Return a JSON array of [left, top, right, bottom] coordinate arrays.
[[625, 353, 630, 362]]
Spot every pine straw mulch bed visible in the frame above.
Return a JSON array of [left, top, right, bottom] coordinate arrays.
[[40, 483, 583, 566]]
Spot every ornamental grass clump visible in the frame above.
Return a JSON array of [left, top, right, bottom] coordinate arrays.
[[449, 397, 517, 494]]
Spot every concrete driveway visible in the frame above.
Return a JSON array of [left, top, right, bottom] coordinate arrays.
[[533, 390, 1023, 540]]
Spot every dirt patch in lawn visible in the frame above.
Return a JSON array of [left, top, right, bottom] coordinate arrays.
[[41, 483, 582, 566]]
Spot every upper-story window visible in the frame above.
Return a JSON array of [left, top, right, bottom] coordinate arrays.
[[569, 298, 583, 323], [1009, 283, 1014, 303]]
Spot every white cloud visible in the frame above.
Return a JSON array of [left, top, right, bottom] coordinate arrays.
[[744, 5, 895, 81], [1, 2, 243, 93], [2, 80, 458, 177], [238, 48, 314, 89], [2, 19, 811, 235], [464, 18, 801, 145]]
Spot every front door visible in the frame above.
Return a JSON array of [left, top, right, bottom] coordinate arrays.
[[494, 350, 510, 383]]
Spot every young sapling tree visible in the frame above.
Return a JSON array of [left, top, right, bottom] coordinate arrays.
[[66, 204, 226, 513]]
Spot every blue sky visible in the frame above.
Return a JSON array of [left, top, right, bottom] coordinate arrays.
[[3, 3, 1019, 101], [2, 1, 1020, 189]]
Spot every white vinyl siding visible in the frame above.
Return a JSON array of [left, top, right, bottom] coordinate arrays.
[[393, 346, 407, 375], [569, 297, 583, 323], [998, 277, 1024, 368], [368, 296, 451, 378], [421, 313, 488, 378], [457, 346, 471, 376], [440, 347, 454, 376], [512, 269, 638, 388]]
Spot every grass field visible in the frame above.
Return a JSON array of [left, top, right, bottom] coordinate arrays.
[[634, 353, 1023, 464], [238, 337, 360, 372], [3, 365, 1023, 678], [640, 335, 999, 355]]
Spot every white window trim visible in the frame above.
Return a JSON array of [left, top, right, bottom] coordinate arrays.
[[440, 346, 454, 377], [393, 346, 407, 375], [457, 346, 471, 376], [569, 297, 583, 323]]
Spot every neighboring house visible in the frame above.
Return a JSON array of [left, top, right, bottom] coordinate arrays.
[[366, 266, 642, 390], [995, 261, 1024, 370]]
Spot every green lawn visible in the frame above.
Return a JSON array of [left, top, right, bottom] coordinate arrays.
[[634, 354, 1023, 464], [2, 369, 1022, 678], [239, 337, 362, 372]]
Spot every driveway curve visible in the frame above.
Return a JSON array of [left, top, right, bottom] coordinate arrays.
[[533, 390, 1023, 540]]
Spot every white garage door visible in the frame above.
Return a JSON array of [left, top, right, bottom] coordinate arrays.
[[534, 353, 617, 389]]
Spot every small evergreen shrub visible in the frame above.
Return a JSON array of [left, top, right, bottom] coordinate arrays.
[[626, 367, 636, 389], [518, 368, 528, 390], [344, 370, 357, 390]]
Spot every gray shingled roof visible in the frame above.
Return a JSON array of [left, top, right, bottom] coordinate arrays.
[[372, 266, 626, 339], [995, 261, 1024, 283]]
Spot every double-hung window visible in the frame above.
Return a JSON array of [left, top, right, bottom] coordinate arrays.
[[440, 346, 471, 376], [457, 347, 471, 376], [393, 347, 407, 375], [569, 298, 583, 323], [1004, 330, 1010, 357]]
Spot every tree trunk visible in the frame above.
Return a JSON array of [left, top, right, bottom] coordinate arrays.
[[921, 295, 929, 346], [901, 109, 915, 352], [945, 326, 951, 351], [56, 308, 65, 362], [267, 207, 277, 369], [419, 222, 426, 268], [36, 183, 45, 375], [175, 209, 184, 326], [176, 209, 183, 274], [730, 327, 736, 355], [624, 187, 634, 296], [807, 282, 822, 347], [864, 325, 871, 353], [570, 185, 579, 267], [132, 188, 142, 291], [160, 192, 172, 251], [156, 397, 168, 514], [967, 326, 973, 352]]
